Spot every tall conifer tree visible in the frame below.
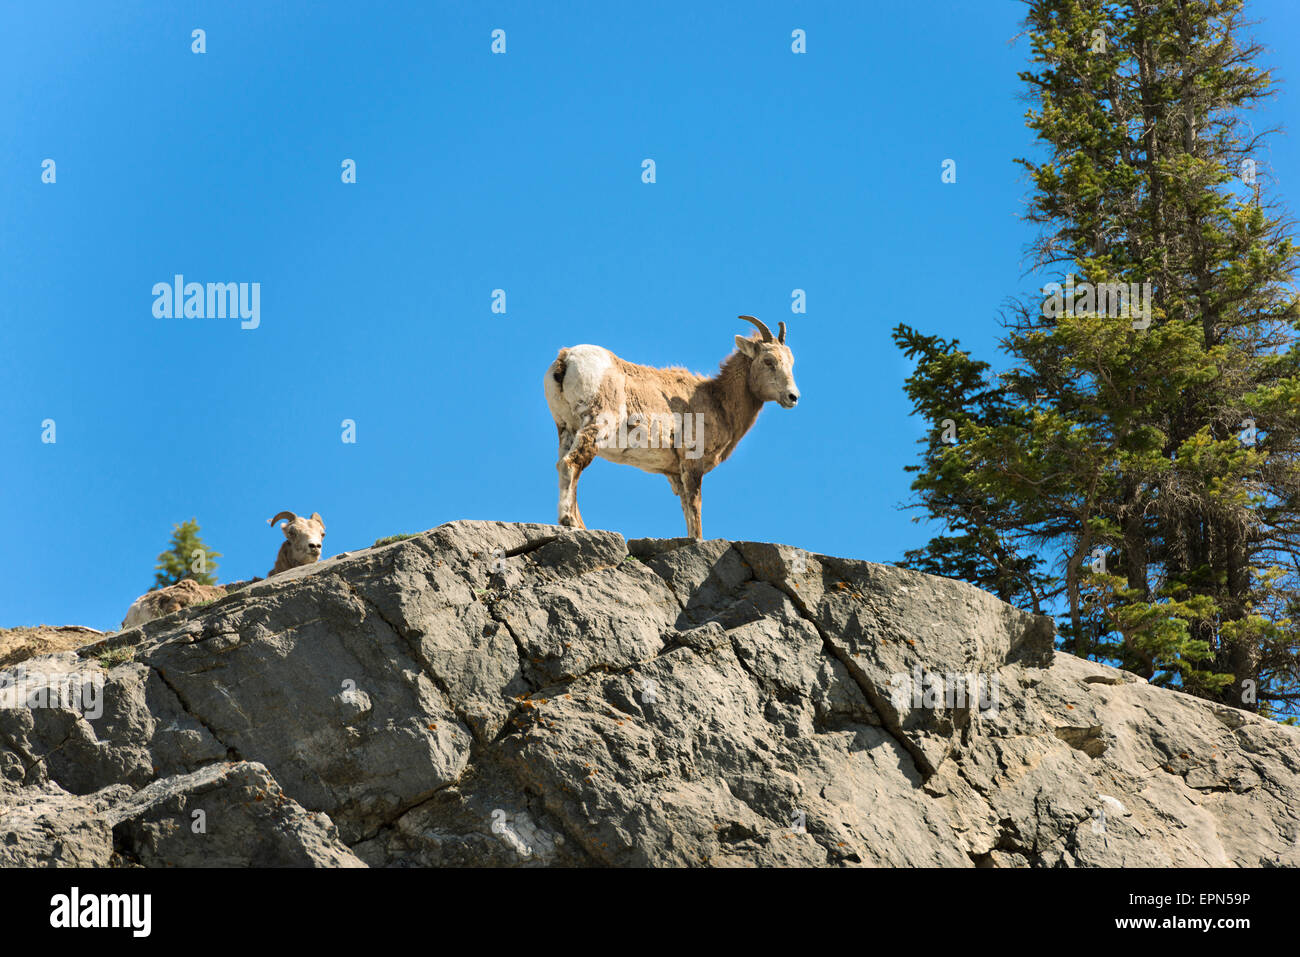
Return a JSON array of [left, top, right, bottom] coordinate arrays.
[[152, 518, 222, 588], [895, 0, 1300, 717]]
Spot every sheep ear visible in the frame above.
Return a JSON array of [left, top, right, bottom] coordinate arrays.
[[735, 335, 757, 357]]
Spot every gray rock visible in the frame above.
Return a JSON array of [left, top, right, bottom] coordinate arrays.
[[0, 781, 130, 867], [107, 762, 363, 867], [2, 521, 1297, 867]]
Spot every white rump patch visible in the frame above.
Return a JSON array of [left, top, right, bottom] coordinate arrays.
[[546, 344, 613, 431]]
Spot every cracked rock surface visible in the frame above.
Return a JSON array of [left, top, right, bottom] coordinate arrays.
[[2, 521, 1297, 866]]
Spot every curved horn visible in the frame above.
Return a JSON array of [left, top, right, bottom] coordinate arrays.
[[268, 511, 297, 527], [738, 315, 773, 342], [778, 321, 786, 344]]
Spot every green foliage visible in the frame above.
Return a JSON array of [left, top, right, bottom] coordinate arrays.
[[152, 518, 221, 588], [373, 533, 418, 547], [97, 646, 135, 669], [895, 0, 1300, 718]]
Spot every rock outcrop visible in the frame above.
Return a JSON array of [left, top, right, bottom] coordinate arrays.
[[2, 521, 1297, 867], [0, 626, 104, 669]]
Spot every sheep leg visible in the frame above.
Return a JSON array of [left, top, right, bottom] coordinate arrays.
[[556, 426, 580, 527], [557, 421, 599, 529], [678, 470, 703, 540]]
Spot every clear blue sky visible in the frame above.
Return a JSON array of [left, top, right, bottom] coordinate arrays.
[[2, 1, 1297, 630]]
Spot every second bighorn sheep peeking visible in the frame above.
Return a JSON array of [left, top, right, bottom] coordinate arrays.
[[268, 511, 326, 576], [544, 315, 799, 540]]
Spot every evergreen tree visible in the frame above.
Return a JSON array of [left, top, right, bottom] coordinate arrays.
[[894, 0, 1300, 718], [152, 518, 222, 588]]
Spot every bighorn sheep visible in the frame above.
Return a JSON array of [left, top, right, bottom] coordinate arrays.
[[268, 511, 326, 576], [544, 315, 799, 540], [121, 579, 227, 630]]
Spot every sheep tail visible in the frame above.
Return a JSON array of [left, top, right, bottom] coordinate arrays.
[[550, 349, 569, 389]]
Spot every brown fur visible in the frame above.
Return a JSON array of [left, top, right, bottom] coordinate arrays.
[[121, 578, 227, 630], [545, 319, 799, 539], [268, 511, 326, 576]]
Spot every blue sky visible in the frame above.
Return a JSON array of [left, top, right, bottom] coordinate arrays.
[[2, 0, 1297, 630]]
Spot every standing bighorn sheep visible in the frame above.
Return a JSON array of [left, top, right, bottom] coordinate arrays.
[[544, 315, 799, 540], [268, 511, 326, 576]]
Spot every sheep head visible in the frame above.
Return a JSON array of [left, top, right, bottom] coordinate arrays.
[[735, 315, 799, 408], [268, 511, 326, 572]]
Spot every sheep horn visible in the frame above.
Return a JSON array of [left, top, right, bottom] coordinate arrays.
[[778, 321, 787, 344], [269, 511, 297, 527], [738, 315, 773, 342]]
